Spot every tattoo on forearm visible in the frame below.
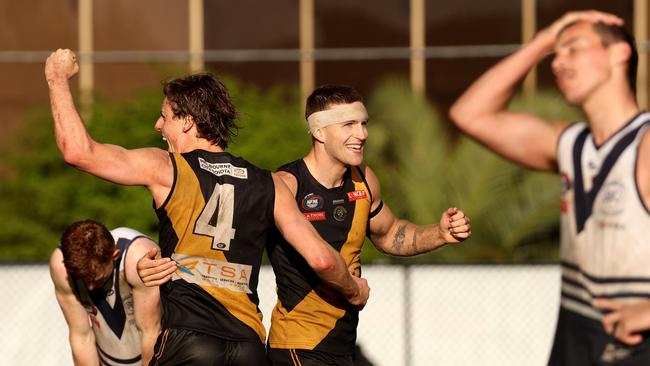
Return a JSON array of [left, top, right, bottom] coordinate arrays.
[[411, 227, 425, 254], [392, 224, 407, 253]]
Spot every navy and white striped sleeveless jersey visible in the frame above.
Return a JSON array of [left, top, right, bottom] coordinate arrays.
[[557, 112, 650, 320], [72, 227, 149, 366]]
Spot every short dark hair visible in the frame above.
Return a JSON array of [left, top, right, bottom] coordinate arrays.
[[592, 22, 638, 95], [163, 73, 239, 148], [60, 220, 115, 284], [305, 85, 363, 119]]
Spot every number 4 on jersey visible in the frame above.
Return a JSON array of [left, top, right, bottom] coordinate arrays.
[[195, 183, 236, 251]]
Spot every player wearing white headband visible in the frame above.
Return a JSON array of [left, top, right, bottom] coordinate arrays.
[[266, 84, 472, 366]]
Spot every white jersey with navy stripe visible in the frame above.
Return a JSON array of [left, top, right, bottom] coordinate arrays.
[[74, 227, 149, 366], [557, 112, 650, 321]]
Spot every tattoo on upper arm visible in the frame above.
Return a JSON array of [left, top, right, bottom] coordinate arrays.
[[392, 224, 407, 253]]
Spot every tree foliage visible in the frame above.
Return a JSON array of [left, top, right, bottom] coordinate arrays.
[[0, 78, 307, 261], [362, 79, 582, 263], [0, 76, 581, 264]]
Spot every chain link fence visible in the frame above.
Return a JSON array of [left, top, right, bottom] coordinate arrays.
[[1, 264, 560, 366]]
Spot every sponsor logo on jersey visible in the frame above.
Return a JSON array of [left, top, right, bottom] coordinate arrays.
[[304, 211, 326, 221], [84, 304, 98, 316], [347, 190, 367, 201], [560, 172, 572, 193], [198, 158, 248, 179], [333, 206, 347, 221], [301, 193, 324, 211], [332, 199, 345, 205], [560, 172, 572, 214], [596, 220, 625, 230], [561, 199, 569, 214], [171, 254, 253, 294], [600, 342, 632, 363]]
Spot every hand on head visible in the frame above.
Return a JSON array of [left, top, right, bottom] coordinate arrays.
[[545, 10, 624, 41]]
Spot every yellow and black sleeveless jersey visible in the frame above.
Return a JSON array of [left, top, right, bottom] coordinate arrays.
[[156, 150, 275, 344], [267, 159, 374, 355]]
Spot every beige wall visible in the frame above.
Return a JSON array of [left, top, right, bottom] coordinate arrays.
[[0, 0, 645, 150]]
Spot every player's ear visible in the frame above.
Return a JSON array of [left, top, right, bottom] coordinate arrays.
[[182, 115, 194, 133], [609, 41, 632, 67], [313, 128, 326, 143]]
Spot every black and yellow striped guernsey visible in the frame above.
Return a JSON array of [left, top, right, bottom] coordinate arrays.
[[156, 150, 275, 344], [267, 159, 372, 355]]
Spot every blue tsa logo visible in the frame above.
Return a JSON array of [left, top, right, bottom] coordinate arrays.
[[301, 193, 324, 211]]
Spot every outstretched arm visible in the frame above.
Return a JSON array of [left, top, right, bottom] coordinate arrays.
[[365, 167, 470, 256], [125, 238, 162, 365], [49, 249, 99, 366], [449, 11, 622, 171], [45, 49, 172, 196], [272, 172, 370, 309]]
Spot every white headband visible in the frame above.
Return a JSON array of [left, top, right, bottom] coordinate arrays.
[[306, 102, 368, 134]]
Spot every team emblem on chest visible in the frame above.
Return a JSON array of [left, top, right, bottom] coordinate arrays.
[[333, 206, 348, 221], [596, 181, 626, 216]]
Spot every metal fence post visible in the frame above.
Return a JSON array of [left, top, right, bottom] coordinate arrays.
[[78, 0, 94, 117], [404, 265, 412, 366], [299, 0, 315, 113], [635, 0, 648, 109], [189, 0, 205, 73], [521, 0, 536, 97], [410, 0, 426, 97]]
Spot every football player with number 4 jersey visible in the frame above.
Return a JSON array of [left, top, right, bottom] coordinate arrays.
[[45, 49, 369, 366]]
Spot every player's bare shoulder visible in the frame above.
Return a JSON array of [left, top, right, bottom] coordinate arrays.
[[124, 236, 159, 287], [49, 248, 72, 292], [360, 164, 382, 202], [273, 170, 298, 195], [636, 126, 650, 207]]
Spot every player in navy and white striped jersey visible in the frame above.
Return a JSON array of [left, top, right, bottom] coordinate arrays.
[[450, 10, 650, 365], [49, 220, 161, 365]]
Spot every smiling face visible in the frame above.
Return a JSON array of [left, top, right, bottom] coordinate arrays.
[[317, 103, 368, 167], [551, 21, 613, 105]]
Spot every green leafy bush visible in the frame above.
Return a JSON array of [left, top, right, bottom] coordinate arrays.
[[0, 76, 581, 264], [362, 79, 582, 263]]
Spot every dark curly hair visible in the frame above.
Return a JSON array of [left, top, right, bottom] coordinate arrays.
[[60, 220, 115, 284], [163, 73, 239, 148], [305, 84, 363, 120]]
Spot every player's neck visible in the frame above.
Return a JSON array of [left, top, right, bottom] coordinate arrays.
[[175, 136, 224, 154], [583, 85, 640, 145], [304, 149, 347, 189]]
